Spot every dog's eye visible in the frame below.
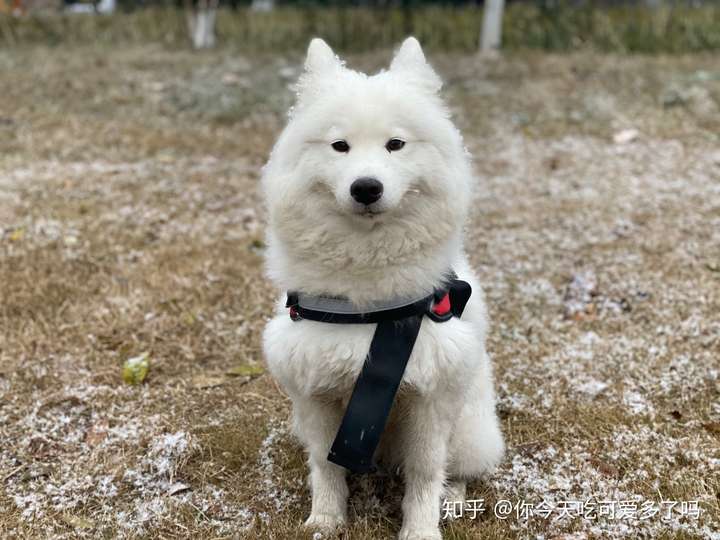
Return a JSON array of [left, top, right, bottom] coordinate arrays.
[[385, 138, 406, 152], [331, 140, 350, 153]]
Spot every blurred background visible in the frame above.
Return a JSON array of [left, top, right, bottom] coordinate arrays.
[[2, 0, 720, 53], [1, 1, 719, 539]]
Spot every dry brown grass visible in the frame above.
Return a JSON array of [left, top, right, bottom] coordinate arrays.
[[1, 45, 719, 539]]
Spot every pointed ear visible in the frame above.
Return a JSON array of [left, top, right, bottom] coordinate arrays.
[[390, 37, 427, 71], [390, 37, 442, 93], [296, 38, 343, 102], [305, 38, 341, 76]]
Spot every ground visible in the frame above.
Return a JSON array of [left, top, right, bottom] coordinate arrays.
[[0, 45, 719, 539]]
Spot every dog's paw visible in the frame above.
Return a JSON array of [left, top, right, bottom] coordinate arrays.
[[304, 512, 346, 531], [398, 527, 441, 540]]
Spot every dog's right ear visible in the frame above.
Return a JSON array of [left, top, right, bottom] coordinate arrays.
[[296, 38, 342, 103], [304, 38, 341, 77]]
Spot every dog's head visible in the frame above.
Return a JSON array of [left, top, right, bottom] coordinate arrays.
[[262, 38, 473, 292]]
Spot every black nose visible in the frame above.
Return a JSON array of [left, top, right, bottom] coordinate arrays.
[[350, 177, 383, 205]]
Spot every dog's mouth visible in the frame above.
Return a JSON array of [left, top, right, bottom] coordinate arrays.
[[348, 186, 422, 219], [350, 203, 387, 221], [351, 204, 386, 219]]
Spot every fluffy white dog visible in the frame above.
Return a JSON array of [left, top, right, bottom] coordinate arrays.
[[261, 37, 504, 540]]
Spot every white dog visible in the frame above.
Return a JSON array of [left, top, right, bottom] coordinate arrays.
[[261, 37, 504, 540]]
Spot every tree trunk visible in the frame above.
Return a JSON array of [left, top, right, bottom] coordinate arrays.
[[186, 0, 219, 50], [251, 0, 274, 12], [480, 0, 505, 54]]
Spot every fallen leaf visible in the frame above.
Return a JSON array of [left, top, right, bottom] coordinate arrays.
[[8, 228, 24, 242], [249, 238, 265, 253], [702, 422, 720, 435], [191, 375, 225, 389], [61, 515, 95, 529], [123, 353, 150, 385], [613, 128, 640, 144], [63, 235, 79, 246], [590, 457, 620, 478], [168, 482, 191, 496], [226, 364, 264, 378]]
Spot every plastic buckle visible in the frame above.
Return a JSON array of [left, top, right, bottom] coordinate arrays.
[[425, 290, 452, 322], [286, 292, 301, 321]]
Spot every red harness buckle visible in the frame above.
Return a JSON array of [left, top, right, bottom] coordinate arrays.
[[432, 292, 451, 316], [428, 292, 452, 321]]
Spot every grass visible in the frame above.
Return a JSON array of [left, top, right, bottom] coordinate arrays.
[[1, 44, 719, 539], [2, 4, 720, 52]]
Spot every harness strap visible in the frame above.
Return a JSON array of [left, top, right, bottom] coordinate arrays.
[[286, 274, 472, 473], [327, 314, 423, 473], [287, 293, 432, 324]]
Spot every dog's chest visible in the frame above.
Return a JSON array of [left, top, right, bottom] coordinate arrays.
[[263, 312, 479, 398]]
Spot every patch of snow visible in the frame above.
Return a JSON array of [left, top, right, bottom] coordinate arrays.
[[613, 128, 641, 145], [623, 390, 654, 416], [257, 420, 300, 515], [563, 271, 597, 319], [519, 278, 562, 305], [575, 378, 609, 398]]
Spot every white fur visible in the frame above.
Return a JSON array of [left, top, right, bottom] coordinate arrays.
[[261, 37, 504, 539]]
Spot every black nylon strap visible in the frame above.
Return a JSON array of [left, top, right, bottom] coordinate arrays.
[[285, 274, 472, 474], [290, 296, 432, 324], [449, 279, 471, 317], [327, 314, 424, 473]]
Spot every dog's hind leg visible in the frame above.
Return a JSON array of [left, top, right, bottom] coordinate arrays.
[[447, 355, 504, 480], [292, 394, 349, 531]]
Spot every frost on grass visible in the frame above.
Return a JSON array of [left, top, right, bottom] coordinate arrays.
[[1, 385, 251, 537], [3, 49, 720, 539], [476, 124, 720, 538], [563, 271, 598, 320], [492, 430, 719, 539], [256, 420, 301, 520], [119, 430, 250, 535], [123, 431, 192, 494], [0, 157, 261, 258]]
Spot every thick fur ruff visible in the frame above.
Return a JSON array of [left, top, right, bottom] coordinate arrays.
[[261, 37, 504, 540]]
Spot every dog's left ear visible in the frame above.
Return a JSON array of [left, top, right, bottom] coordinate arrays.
[[390, 37, 442, 94]]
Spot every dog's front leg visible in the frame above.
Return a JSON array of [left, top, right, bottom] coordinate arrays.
[[293, 395, 348, 531], [398, 397, 450, 540]]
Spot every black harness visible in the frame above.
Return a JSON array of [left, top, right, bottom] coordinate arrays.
[[285, 272, 471, 474]]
